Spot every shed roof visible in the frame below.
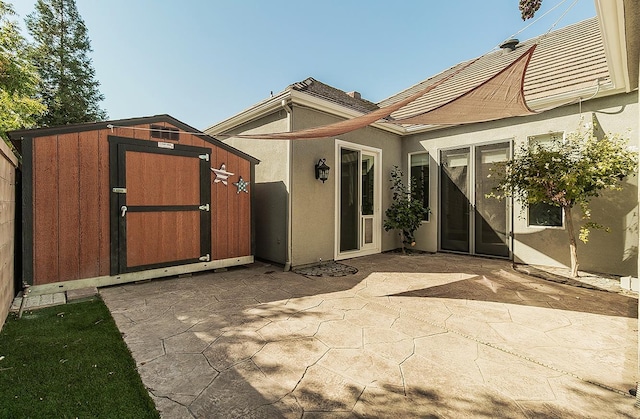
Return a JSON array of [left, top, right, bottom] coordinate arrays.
[[8, 114, 259, 164]]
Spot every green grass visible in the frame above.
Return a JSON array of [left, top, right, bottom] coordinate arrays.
[[0, 298, 159, 418]]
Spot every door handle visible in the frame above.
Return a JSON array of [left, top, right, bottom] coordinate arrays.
[[121, 205, 128, 217]]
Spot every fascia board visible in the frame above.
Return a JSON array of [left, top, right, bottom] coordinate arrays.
[[595, 0, 631, 92], [289, 90, 406, 135], [204, 91, 291, 134]]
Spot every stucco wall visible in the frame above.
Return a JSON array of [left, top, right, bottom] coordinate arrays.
[[404, 91, 639, 276], [0, 140, 17, 330], [290, 106, 402, 267], [224, 111, 290, 264]]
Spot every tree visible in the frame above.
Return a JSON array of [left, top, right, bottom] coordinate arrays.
[[26, 0, 106, 126], [492, 126, 638, 277], [384, 166, 429, 254], [519, 0, 542, 20], [0, 0, 46, 144]]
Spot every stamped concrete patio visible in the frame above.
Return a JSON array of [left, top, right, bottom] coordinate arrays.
[[100, 253, 639, 418]]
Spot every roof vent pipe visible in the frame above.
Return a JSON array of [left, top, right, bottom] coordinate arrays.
[[499, 38, 519, 51]]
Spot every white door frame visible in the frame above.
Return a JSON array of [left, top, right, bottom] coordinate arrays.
[[334, 140, 382, 261]]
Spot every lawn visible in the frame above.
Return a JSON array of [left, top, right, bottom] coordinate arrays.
[[0, 297, 159, 418]]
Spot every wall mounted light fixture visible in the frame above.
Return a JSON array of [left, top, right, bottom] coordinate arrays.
[[315, 158, 330, 183]]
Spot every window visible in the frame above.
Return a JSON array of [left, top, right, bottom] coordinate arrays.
[[527, 133, 563, 227], [150, 125, 180, 141], [410, 153, 429, 221]]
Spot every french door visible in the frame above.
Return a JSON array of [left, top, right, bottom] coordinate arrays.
[[439, 142, 511, 258], [336, 142, 381, 259]]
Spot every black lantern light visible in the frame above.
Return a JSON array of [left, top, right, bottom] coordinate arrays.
[[315, 158, 330, 183]]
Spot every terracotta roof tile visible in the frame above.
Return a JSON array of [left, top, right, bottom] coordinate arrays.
[[289, 77, 380, 113]]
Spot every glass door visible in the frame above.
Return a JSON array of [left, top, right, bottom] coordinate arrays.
[[440, 148, 471, 252], [475, 143, 510, 257], [337, 143, 380, 259], [439, 142, 511, 258], [340, 148, 359, 252]]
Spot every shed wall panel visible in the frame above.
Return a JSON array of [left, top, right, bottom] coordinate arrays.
[[97, 129, 110, 276], [238, 158, 252, 257], [227, 152, 239, 257], [79, 130, 101, 278], [57, 133, 80, 282], [33, 136, 59, 284], [215, 149, 229, 260]]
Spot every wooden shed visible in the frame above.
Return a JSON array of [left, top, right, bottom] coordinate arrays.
[[8, 115, 259, 294]]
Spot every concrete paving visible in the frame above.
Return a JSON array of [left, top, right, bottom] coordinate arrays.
[[100, 253, 639, 418]]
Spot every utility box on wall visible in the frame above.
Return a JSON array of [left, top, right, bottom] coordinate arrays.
[[9, 115, 258, 294]]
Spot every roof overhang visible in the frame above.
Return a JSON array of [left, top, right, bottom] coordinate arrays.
[[204, 89, 405, 137], [595, 0, 639, 92]]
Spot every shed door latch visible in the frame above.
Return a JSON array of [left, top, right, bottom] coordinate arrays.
[[199, 154, 210, 162], [120, 205, 128, 217], [199, 254, 210, 262], [199, 204, 210, 212], [112, 187, 127, 194]]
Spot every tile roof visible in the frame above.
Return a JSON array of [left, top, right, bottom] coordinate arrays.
[[288, 77, 380, 113], [378, 17, 610, 120]]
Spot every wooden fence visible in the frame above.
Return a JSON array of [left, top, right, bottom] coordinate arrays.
[[0, 140, 17, 329]]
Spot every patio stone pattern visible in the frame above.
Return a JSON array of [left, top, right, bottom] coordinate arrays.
[[100, 253, 639, 418]]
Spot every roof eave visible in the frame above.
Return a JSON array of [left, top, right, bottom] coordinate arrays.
[[203, 91, 291, 135], [290, 90, 405, 135], [595, 0, 633, 92], [205, 89, 406, 136]]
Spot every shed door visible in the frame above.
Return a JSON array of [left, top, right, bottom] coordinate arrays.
[[110, 137, 211, 274]]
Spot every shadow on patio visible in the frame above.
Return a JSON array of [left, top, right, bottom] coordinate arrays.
[[100, 252, 639, 417]]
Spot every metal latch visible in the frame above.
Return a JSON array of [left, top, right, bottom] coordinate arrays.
[[199, 154, 210, 161], [120, 205, 128, 217], [199, 204, 210, 212], [112, 187, 127, 194], [199, 254, 210, 262]]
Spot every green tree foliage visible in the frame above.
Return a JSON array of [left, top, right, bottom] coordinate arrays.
[[26, 0, 106, 126], [0, 0, 46, 143], [492, 126, 638, 277], [384, 166, 429, 254]]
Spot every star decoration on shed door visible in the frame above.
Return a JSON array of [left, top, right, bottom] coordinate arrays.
[[211, 163, 234, 185], [233, 176, 249, 194]]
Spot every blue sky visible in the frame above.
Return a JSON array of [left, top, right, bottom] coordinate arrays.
[[12, 0, 596, 130]]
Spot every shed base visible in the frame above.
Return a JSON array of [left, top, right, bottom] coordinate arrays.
[[28, 256, 254, 296]]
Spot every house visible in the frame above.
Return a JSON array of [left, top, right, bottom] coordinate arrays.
[[8, 115, 259, 294], [205, 5, 638, 277]]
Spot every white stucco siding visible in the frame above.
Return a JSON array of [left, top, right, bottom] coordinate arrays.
[[404, 91, 638, 276]]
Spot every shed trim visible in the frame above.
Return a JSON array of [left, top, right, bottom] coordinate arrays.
[[7, 114, 260, 165]]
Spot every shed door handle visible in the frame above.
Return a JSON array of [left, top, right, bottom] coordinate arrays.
[[121, 205, 128, 218]]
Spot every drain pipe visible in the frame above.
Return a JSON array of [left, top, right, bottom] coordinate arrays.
[[281, 99, 294, 272]]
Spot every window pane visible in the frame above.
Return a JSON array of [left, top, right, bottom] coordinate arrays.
[[527, 133, 564, 228], [362, 155, 374, 216], [410, 153, 429, 221], [529, 203, 562, 227], [340, 149, 359, 252]]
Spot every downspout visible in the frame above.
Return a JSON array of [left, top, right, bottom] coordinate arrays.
[[281, 99, 294, 271]]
